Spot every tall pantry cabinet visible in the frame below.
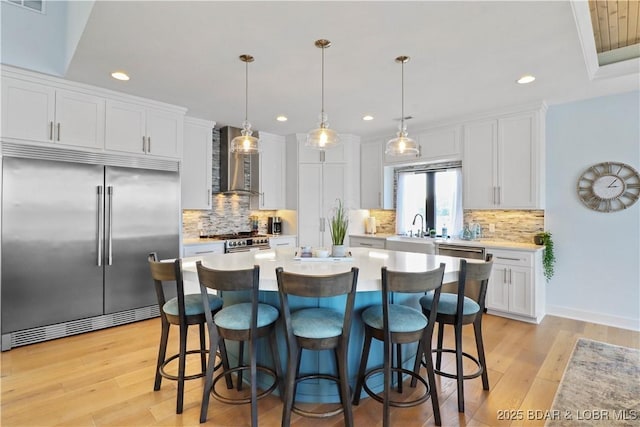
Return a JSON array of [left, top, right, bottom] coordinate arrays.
[[286, 134, 360, 248]]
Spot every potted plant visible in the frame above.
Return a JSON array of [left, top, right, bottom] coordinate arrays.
[[535, 231, 555, 282], [328, 199, 349, 257]]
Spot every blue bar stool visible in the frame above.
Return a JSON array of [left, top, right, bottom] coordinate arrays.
[[417, 255, 493, 412], [147, 253, 227, 414], [353, 264, 446, 427], [276, 266, 359, 427], [196, 262, 282, 427]]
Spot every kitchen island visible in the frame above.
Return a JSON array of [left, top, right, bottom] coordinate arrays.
[[178, 247, 464, 403]]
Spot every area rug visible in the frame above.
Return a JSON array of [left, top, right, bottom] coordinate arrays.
[[546, 338, 640, 426]]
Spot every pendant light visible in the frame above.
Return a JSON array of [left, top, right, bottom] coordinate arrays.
[[231, 54, 259, 154], [306, 39, 339, 150], [385, 55, 418, 156]]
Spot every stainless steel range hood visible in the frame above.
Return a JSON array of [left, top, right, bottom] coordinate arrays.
[[218, 126, 259, 195]]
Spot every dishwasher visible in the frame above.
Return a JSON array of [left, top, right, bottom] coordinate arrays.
[[437, 243, 486, 259], [436, 243, 487, 301]]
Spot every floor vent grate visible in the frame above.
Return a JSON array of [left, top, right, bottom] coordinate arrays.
[[4, 306, 160, 350]]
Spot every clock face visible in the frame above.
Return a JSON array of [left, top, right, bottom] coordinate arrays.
[[577, 162, 640, 212]]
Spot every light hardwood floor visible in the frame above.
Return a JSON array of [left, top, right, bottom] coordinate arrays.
[[1, 314, 638, 427]]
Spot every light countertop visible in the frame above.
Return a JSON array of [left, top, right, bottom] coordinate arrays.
[[350, 234, 543, 252]]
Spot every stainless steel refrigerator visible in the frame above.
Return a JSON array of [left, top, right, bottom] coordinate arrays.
[[1, 144, 180, 349]]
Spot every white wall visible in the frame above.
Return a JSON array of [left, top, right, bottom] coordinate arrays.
[[545, 91, 640, 330], [1, 1, 94, 76]]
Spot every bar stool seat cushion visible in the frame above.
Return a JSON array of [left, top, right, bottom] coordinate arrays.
[[420, 293, 480, 316], [214, 302, 279, 330], [362, 304, 427, 333], [291, 308, 344, 339], [163, 293, 223, 317]]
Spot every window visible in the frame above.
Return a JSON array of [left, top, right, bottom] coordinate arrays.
[[396, 164, 463, 237], [4, 0, 44, 13]]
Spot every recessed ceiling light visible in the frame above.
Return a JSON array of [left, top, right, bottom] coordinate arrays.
[[362, 115, 374, 121], [517, 74, 536, 84], [111, 71, 130, 81], [276, 115, 288, 122]]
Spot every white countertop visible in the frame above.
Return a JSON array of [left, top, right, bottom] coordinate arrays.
[[350, 234, 543, 252], [178, 247, 463, 292], [184, 234, 296, 246]]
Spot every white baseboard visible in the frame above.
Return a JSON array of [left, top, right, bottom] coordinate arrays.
[[546, 304, 640, 331]]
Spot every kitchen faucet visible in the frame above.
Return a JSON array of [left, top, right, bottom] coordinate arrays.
[[412, 213, 424, 237]]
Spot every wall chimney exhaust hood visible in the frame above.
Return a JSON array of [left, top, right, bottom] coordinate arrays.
[[218, 126, 260, 195]]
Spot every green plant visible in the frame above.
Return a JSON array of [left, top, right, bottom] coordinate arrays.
[[537, 231, 555, 282], [328, 199, 349, 245]]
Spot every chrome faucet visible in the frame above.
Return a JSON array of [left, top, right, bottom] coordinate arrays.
[[412, 213, 424, 237]]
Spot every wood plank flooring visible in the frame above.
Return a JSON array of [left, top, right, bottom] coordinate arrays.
[[1, 314, 638, 426]]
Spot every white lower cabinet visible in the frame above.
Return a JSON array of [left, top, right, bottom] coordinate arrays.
[[183, 242, 224, 257], [349, 236, 385, 249], [269, 236, 297, 248], [485, 249, 544, 323]]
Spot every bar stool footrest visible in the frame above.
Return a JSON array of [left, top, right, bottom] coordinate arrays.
[[159, 349, 207, 381], [362, 367, 431, 408], [430, 348, 483, 380], [292, 374, 347, 418], [210, 365, 278, 405]]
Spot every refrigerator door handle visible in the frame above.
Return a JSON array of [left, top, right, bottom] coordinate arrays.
[[107, 186, 114, 265], [97, 186, 104, 266]]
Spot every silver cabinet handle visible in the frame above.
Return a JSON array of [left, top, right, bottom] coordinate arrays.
[[359, 243, 373, 247], [503, 268, 508, 284], [49, 121, 54, 140], [496, 256, 521, 262], [142, 136, 146, 153], [509, 268, 512, 284], [97, 186, 104, 266], [497, 186, 501, 205], [56, 123, 61, 141], [206, 189, 210, 206], [107, 186, 113, 265], [147, 136, 151, 153], [276, 243, 288, 246]]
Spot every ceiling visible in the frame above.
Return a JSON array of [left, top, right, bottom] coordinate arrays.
[[589, 0, 639, 53], [63, 1, 640, 139]]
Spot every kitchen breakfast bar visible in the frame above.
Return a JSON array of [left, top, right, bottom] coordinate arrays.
[[178, 247, 463, 403]]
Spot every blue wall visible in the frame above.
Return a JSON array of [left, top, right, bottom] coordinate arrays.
[[545, 91, 640, 330]]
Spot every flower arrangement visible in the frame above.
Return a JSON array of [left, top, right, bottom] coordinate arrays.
[[328, 199, 348, 246]]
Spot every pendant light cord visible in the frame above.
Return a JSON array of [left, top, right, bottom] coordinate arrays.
[[400, 59, 404, 131], [245, 59, 249, 122], [321, 45, 325, 117]]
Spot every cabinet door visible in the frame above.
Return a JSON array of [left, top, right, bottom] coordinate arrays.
[[463, 120, 498, 209], [486, 264, 510, 312], [298, 163, 323, 248], [146, 108, 182, 158], [182, 119, 213, 209], [323, 163, 346, 247], [258, 132, 285, 209], [417, 126, 461, 161], [508, 266, 533, 316], [1, 78, 55, 142], [183, 243, 224, 257], [105, 100, 146, 154], [54, 89, 105, 149], [360, 141, 383, 209], [269, 236, 297, 248], [498, 113, 537, 208]]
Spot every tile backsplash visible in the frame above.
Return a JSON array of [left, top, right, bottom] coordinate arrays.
[[463, 209, 545, 243]]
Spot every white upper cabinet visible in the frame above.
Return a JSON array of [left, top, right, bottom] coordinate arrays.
[[2, 77, 105, 149], [384, 125, 461, 165], [1, 66, 186, 158], [181, 117, 214, 210], [252, 131, 286, 210], [463, 109, 544, 209], [360, 140, 384, 209], [105, 100, 183, 158]]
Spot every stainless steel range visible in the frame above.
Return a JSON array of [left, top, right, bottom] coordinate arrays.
[[205, 232, 270, 253]]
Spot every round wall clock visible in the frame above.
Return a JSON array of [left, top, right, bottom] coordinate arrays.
[[577, 161, 640, 212]]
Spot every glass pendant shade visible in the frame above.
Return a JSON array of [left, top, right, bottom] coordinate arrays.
[[231, 54, 259, 154], [306, 39, 340, 150], [386, 55, 418, 156], [231, 120, 259, 153], [385, 128, 418, 155]]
